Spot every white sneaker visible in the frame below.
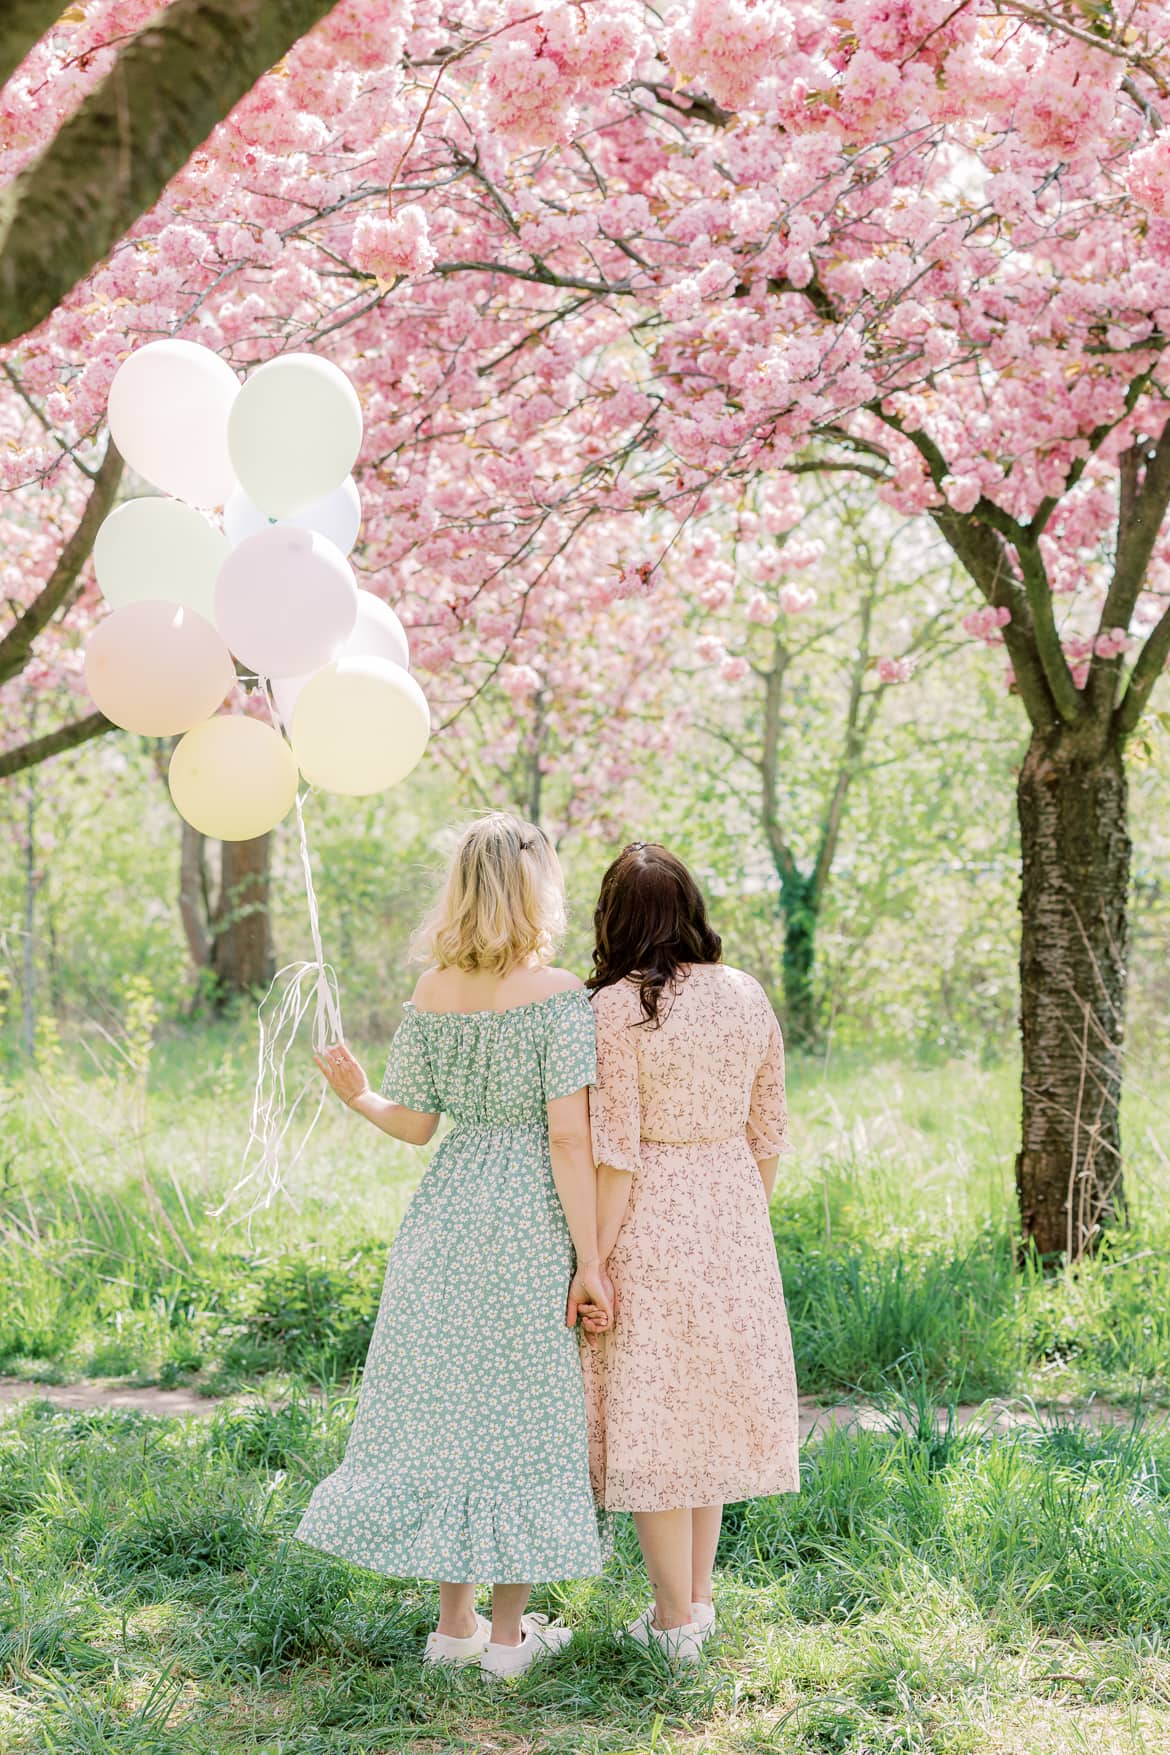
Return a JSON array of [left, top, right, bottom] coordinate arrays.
[[624, 1612, 709, 1665], [626, 1602, 715, 1645], [423, 1610, 491, 1667], [480, 1613, 573, 1678]]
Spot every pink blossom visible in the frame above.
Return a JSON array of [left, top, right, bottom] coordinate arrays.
[[1093, 627, 1133, 660], [779, 584, 817, 614], [351, 205, 435, 281], [962, 605, 1011, 644], [1128, 137, 1170, 219], [500, 663, 543, 700], [695, 634, 726, 664], [876, 654, 916, 684], [747, 591, 779, 625], [720, 654, 750, 682]]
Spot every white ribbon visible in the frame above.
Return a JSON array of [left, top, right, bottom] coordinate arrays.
[[212, 687, 343, 1234]]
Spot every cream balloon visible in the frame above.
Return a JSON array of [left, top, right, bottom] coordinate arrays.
[[269, 591, 410, 725], [214, 526, 358, 678], [290, 657, 429, 796], [224, 476, 362, 555], [107, 340, 238, 506], [169, 715, 300, 841], [227, 353, 362, 518], [83, 601, 235, 737], [94, 497, 229, 618]]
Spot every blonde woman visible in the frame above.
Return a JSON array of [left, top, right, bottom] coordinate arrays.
[[298, 814, 612, 1678]]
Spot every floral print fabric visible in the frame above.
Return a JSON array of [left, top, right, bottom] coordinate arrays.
[[295, 988, 609, 1583], [582, 963, 801, 1511]]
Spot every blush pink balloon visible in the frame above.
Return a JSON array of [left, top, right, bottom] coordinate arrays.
[[83, 600, 236, 736], [214, 525, 358, 678]]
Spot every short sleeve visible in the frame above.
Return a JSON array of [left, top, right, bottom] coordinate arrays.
[[380, 1009, 439, 1112], [540, 989, 597, 1101], [746, 1003, 790, 1159], [588, 990, 642, 1176]]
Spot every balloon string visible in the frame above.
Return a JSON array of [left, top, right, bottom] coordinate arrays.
[[211, 686, 343, 1237]]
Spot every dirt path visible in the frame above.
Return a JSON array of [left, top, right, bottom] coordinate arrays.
[[0, 1375, 1157, 1440]]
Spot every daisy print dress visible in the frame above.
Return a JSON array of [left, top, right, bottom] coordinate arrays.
[[296, 988, 608, 1583]]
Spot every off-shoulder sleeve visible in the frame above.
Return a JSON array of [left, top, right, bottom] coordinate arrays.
[[589, 990, 642, 1176], [746, 1003, 790, 1159], [540, 989, 597, 1101], [380, 1009, 439, 1112]]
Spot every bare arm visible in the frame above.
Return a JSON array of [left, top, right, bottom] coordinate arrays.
[[756, 1154, 779, 1202], [597, 1161, 633, 1262], [314, 1043, 438, 1146], [547, 1086, 601, 1267]]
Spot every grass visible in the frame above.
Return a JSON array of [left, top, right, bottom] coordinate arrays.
[[2, 1020, 1168, 1407], [2, 1393, 1170, 1752], [2, 1025, 1170, 1749]]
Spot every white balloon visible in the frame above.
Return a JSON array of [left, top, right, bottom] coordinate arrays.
[[214, 525, 357, 678], [290, 657, 430, 796], [269, 590, 409, 725], [107, 340, 238, 507], [224, 476, 362, 555], [228, 353, 363, 519], [94, 497, 228, 618]]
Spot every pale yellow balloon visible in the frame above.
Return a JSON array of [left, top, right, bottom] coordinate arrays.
[[290, 656, 430, 796], [169, 715, 299, 841]]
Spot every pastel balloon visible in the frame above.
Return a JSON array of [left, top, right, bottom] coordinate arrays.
[[84, 601, 235, 737], [224, 476, 362, 555], [269, 590, 409, 725], [227, 353, 362, 518], [107, 340, 238, 507], [290, 657, 430, 796], [214, 526, 358, 678], [94, 497, 228, 618], [169, 715, 299, 841]]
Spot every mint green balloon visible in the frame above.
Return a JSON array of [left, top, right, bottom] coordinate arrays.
[[94, 497, 228, 619], [228, 353, 363, 519]]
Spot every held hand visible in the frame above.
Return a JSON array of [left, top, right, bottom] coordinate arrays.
[[314, 1041, 370, 1108], [566, 1262, 615, 1350]]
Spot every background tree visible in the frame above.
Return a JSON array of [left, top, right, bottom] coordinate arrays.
[[687, 482, 967, 1043]]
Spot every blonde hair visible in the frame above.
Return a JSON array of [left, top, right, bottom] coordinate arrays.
[[411, 813, 566, 974]]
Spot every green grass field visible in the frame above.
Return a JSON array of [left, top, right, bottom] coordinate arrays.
[[2, 1025, 1170, 1751]]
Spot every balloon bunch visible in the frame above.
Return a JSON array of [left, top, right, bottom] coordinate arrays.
[[85, 339, 430, 841]]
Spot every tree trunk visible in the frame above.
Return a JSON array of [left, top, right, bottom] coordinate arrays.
[[780, 873, 819, 1049], [0, 0, 343, 341], [1016, 725, 1129, 1260], [210, 834, 274, 1002]]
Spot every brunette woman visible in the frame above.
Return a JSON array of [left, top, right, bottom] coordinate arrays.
[[579, 842, 799, 1663]]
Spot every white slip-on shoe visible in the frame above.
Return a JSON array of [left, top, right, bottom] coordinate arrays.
[[480, 1612, 573, 1678], [423, 1610, 492, 1667], [625, 1603, 714, 1646], [651, 1620, 708, 1666]]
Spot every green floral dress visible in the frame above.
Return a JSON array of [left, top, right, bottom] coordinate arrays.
[[295, 988, 607, 1583]]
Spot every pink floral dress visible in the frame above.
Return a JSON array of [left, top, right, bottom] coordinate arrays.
[[582, 963, 800, 1511]]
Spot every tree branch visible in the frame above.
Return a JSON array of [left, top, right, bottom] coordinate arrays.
[[0, 0, 343, 342], [0, 442, 123, 687], [1089, 431, 1170, 719], [1116, 601, 1170, 738], [0, 711, 112, 780]]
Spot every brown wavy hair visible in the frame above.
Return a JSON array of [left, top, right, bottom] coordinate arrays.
[[587, 842, 722, 1026]]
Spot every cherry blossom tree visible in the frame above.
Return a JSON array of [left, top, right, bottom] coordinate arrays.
[[4, 0, 1170, 1255]]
